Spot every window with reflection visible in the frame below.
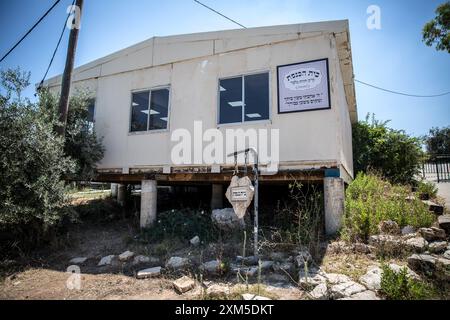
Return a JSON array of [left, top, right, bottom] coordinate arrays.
[[219, 72, 269, 124], [130, 88, 170, 132]]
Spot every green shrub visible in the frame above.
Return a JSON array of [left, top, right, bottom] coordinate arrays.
[[415, 179, 438, 199], [0, 68, 76, 251], [342, 173, 435, 241], [141, 208, 219, 243], [380, 264, 435, 300], [353, 114, 424, 184]]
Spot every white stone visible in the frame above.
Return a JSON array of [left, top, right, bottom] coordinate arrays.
[[241, 293, 271, 300], [206, 284, 230, 298], [323, 273, 351, 284], [132, 255, 159, 265], [98, 255, 115, 266], [405, 237, 428, 252], [118, 250, 134, 261], [340, 290, 380, 300], [166, 256, 190, 270], [69, 257, 87, 264], [310, 283, 329, 300], [137, 266, 161, 279], [211, 208, 245, 231], [388, 263, 420, 280], [401, 225, 416, 235], [444, 250, 450, 259], [359, 266, 382, 291], [173, 276, 195, 293], [331, 281, 366, 299], [225, 176, 254, 219], [429, 241, 448, 254], [190, 236, 200, 246]]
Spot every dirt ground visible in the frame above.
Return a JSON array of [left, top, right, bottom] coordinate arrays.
[[0, 213, 311, 300]]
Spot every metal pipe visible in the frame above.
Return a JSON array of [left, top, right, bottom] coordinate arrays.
[[228, 148, 259, 257]]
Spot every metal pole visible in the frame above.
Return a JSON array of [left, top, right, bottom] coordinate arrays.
[[227, 148, 259, 257]]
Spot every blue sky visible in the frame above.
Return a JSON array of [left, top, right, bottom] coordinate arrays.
[[0, 0, 449, 137]]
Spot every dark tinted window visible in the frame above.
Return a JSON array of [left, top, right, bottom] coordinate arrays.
[[218, 73, 269, 124], [219, 77, 243, 124], [244, 73, 269, 122], [149, 88, 169, 130], [130, 91, 149, 132]]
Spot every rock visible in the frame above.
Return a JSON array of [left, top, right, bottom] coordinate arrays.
[[236, 255, 258, 266], [166, 256, 190, 270], [407, 254, 437, 274], [273, 262, 295, 275], [259, 260, 274, 271], [69, 257, 87, 264], [236, 266, 258, 277], [359, 266, 382, 291], [310, 283, 329, 300], [132, 255, 159, 265], [295, 251, 312, 268], [118, 250, 134, 262], [405, 237, 428, 253], [211, 208, 245, 231], [429, 241, 448, 254], [339, 290, 380, 300], [422, 200, 444, 215], [444, 250, 450, 259], [190, 236, 200, 246], [327, 241, 351, 253], [323, 273, 351, 284], [241, 293, 271, 300], [401, 226, 416, 235], [378, 220, 400, 235], [136, 266, 161, 279], [98, 255, 115, 266], [354, 243, 372, 254], [173, 276, 196, 293], [387, 263, 420, 280], [438, 215, 450, 234], [436, 257, 450, 281], [269, 252, 286, 262], [206, 284, 230, 298], [369, 235, 403, 253], [419, 227, 446, 242], [331, 281, 366, 299], [298, 267, 326, 289], [201, 260, 220, 274]]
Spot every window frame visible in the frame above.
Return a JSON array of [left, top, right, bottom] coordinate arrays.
[[129, 85, 171, 135], [217, 70, 272, 127]]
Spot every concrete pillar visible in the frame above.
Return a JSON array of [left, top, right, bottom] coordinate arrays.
[[141, 180, 157, 228], [117, 184, 126, 206], [211, 184, 223, 210], [324, 177, 345, 235], [111, 183, 118, 198]]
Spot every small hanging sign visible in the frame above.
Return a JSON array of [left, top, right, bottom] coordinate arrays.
[[226, 176, 254, 219]]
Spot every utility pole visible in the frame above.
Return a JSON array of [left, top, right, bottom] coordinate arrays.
[[57, 0, 83, 136]]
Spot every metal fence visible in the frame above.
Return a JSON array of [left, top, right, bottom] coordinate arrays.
[[422, 155, 450, 183]]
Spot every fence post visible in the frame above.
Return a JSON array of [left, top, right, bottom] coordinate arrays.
[[436, 160, 440, 183]]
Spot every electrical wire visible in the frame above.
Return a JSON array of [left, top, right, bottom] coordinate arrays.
[[0, 0, 61, 63], [355, 79, 450, 98], [38, 0, 76, 90], [193, 0, 247, 29]]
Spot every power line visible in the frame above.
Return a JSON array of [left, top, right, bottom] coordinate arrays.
[[0, 0, 61, 63], [355, 79, 450, 98], [38, 0, 76, 89], [193, 0, 247, 29]]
